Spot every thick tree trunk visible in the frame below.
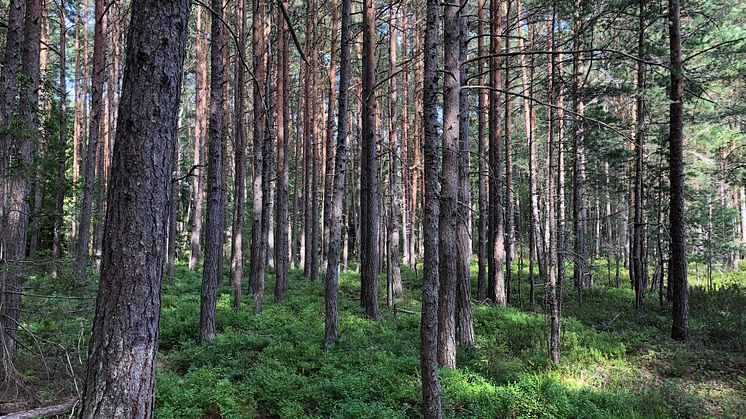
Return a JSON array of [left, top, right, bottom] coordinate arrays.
[[668, 0, 688, 341], [421, 0, 442, 413], [199, 0, 226, 344], [79, 1, 190, 415], [0, 0, 41, 361], [360, 0, 380, 320], [75, 0, 106, 283], [438, 0, 460, 369]]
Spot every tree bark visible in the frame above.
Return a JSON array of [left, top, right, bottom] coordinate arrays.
[[476, 0, 488, 303], [456, 9, 474, 346], [75, 0, 106, 283], [52, 0, 68, 277], [199, 0, 226, 344], [189, 8, 208, 271], [438, 0, 460, 369], [79, 1, 190, 415], [274, 0, 290, 302], [0, 0, 41, 361], [421, 0, 442, 413], [489, 0, 506, 306], [360, 0, 380, 320], [633, 0, 645, 309], [668, 0, 688, 341], [387, 1, 403, 299], [324, 0, 351, 349]]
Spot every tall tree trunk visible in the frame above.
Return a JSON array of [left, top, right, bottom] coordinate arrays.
[[199, 0, 226, 344], [79, 1, 190, 415], [489, 0, 506, 306], [189, 8, 208, 270], [547, 6, 561, 365], [517, 0, 544, 307], [75, 0, 106, 283], [360, 0, 380, 320], [324, 0, 351, 348], [231, 0, 247, 311], [438, 0, 460, 369], [0, 0, 41, 362], [322, 0, 339, 271], [388, 1, 402, 298], [632, 0, 645, 309], [421, 0, 443, 413], [52, 0, 68, 277], [668, 0, 688, 341], [275, 0, 290, 302], [476, 0, 488, 302], [456, 9, 474, 346], [249, 0, 268, 297], [572, 0, 590, 293], [504, 0, 514, 303]]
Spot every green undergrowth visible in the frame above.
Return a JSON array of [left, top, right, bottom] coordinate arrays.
[[151, 261, 746, 418], [10, 257, 746, 417]]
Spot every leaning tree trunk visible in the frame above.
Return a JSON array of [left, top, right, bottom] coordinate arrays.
[[668, 0, 688, 341], [421, 0, 443, 414], [79, 1, 190, 415], [199, 0, 226, 345], [360, 0, 380, 320]]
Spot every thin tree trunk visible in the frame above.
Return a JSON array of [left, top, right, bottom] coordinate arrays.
[[504, 0, 514, 303], [632, 0, 645, 309], [322, 0, 339, 271], [324, 0, 351, 348], [75, 0, 106, 283], [456, 9, 474, 346], [199, 0, 226, 344], [79, 1, 190, 415], [388, 1, 402, 298], [476, 0, 488, 303], [275, 0, 290, 302], [489, 0, 506, 306], [189, 8, 208, 270], [231, 0, 247, 311], [52, 0, 68, 277]]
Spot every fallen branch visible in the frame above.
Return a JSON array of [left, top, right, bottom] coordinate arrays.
[[396, 308, 418, 315], [1, 398, 76, 419]]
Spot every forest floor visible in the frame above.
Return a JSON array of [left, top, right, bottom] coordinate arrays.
[[6, 259, 746, 418]]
